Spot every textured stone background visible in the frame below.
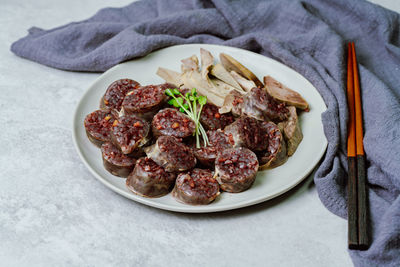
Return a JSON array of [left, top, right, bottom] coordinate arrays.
[[1, 0, 397, 266]]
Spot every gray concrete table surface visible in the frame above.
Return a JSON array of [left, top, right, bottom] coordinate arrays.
[[0, 0, 396, 266]]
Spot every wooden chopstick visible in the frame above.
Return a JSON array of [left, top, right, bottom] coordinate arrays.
[[346, 43, 359, 249], [351, 42, 369, 249]]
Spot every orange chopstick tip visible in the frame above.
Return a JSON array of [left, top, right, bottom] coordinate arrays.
[[346, 42, 356, 157], [351, 43, 365, 156]]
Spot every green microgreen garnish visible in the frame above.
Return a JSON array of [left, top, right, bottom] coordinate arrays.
[[165, 88, 209, 148]]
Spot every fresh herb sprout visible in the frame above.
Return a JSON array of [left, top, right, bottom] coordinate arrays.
[[165, 88, 209, 148]]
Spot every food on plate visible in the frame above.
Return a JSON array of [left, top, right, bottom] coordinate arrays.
[[224, 116, 268, 151], [164, 88, 209, 148], [181, 55, 199, 72], [84, 47, 309, 205], [279, 106, 303, 156], [218, 90, 244, 115], [194, 130, 233, 167], [229, 70, 256, 92], [145, 136, 196, 172], [111, 115, 150, 154], [84, 109, 117, 147], [101, 142, 136, 177], [126, 157, 176, 197], [156, 67, 182, 88], [200, 48, 244, 94], [157, 49, 246, 107], [214, 147, 259, 193], [152, 108, 196, 138], [219, 53, 263, 87], [199, 103, 234, 130], [122, 84, 166, 119], [100, 79, 140, 110], [242, 87, 289, 122], [219, 87, 288, 122], [172, 168, 220, 205], [264, 76, 309, 110], [179, 54, 225, 106], [127, 146, 146, 159], [209, 63, 242, 90], [258, 121, 288, 169]]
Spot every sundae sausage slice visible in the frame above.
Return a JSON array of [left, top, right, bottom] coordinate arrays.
[[84, 109, 117, 147], [100, 79, 140, 110], [172, 169, 220, 205], [126, 157, 176, 197], [281, 106, 303, 156], [152, 108, 195, 138], [219, 90, 244, 116], [224, 116, 268, 151], [242, 87, 288, 122], [214, 147, 259, 193], [145, 136, 196, 172], [111, 115, 150, 154], [101, 142, 136, 178], [200, 103, 234, 130], [194, 130, 233, 167], [258, 121, 288, 170], [122, 84, 167, 119]]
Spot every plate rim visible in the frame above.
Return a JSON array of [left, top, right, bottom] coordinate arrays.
[[72, 43, 327, 213]]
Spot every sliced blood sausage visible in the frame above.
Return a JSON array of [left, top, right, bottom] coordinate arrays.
[[200, 103, 234, 130], [101, 142, 136, 177], [214, 147, 259, 193], [224, 116, 268, 151], [258, 121, 288, 170], [152, 108, 195, 138], [126, 157, 176, 197], [100, 79, 140, 110], [111, 115, 150, 154], [127, 147, 146, 159], [280, 106, 303, 156], [194, 130, 233, 167], [219, 90, 244, 116], [158, 82, 175, 91], [242, 87, 288, 122], [122, 84, 166, 118], [84, 109, 117, 147], [172, 168, 220, 205], [145, 136, 196, 172]]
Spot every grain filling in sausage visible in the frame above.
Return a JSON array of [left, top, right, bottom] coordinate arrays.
[[84, 109, 117, 147], [100, 79, 140, 110], [215, 147, 259, 193], [200, 103, 234, 130], [122, 84, 166, 116], [194, 130, 233, 167], [224, 116, 268, 151], [152, 108, 195, 138], [111, 115, 150, 154]]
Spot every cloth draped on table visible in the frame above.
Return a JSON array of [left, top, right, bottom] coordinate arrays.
[[11, 0, 400, 266]]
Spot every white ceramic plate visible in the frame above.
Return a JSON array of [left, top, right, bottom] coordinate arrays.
[[72, 44, 327, 213]]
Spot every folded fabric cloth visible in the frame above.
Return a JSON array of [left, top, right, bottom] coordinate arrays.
[[11, 0, 400, 265]]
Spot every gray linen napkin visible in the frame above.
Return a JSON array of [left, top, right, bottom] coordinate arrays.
[[11, 0, 400, 266]]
